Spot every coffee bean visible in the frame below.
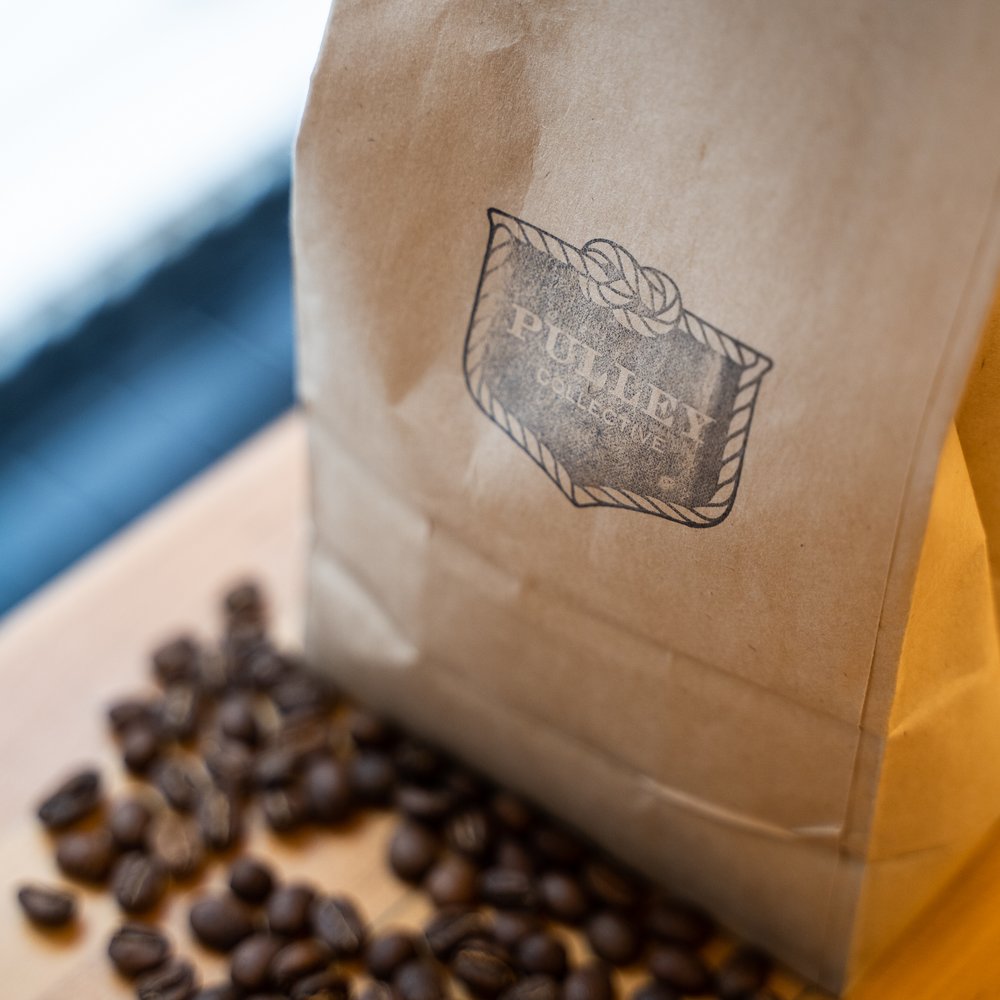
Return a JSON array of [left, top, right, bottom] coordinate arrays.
[[311, 894, 367, 957], [539, 871, 590, 924], [490, 791, 533, 834], [254, 747, 300, 789], [204, 737, 255, 792], [424, 906, 489, 959], [154, 757, 204, 813], [394, 958, 446, 1000], [389, 821, 441, 883], [267, 883, 315, 937], [149, 811, 205, 880], [272, 675, 334, 718], [532, 826, 585, 868], [123, 724, 164, 775], [426, 854, 479, 907], [493, 838, 536, 877], [109, 798, 154, 851], [348, 708, 396, 748], [305, 756, 353, 823], [584, 861, 643, 910], [112, 852, 168, 914], [515, 931, 568, 978], [152, 636, 201, 686], [563, 962, 615, 1000], [492, 911, 542, 951], [367, 929, 419, 979], [37, 767, 102, 830], [500, 975, 561, 1000], [446, 809, 494, 859], [396, 785, 456, 824], [630, 981, 677, 1000], [645, 899, 713, 948], [647, 944, 710, 995], [136, 956, 197, 1000], [394, 740, 445, 783], [452, 943, 517, 998], [442, 767, 488, 806], [262, 786, 310, 833], [17, 883, 76, 928], [349, 751, 397, 804], [197, 788, 241, 851], [224, 580, 266, 626], [161, 685, 201, 742], [291, 970, 351, 1000], [108, 698, 159, 735], [586, 911, 642, 966], [270, 937, 332, 989], [108, 923, 171, 976], [479, 867, 538, 911], [230, 933, 284, 992], [192, 985, 241, 1000], [715, 946, 771, 1000], [55, 827, 116, 883], [217, 695, 261, 746], [229, 856, 275, 904], [190, 894, 256, 951]]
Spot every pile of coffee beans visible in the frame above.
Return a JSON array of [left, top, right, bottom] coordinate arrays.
[[17, 581, 783, 999]]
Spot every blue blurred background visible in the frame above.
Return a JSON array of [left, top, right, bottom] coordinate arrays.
[[0, 0, 331, 616]]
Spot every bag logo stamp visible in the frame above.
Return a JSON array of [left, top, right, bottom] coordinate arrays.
[[462, 209, 773, 527]]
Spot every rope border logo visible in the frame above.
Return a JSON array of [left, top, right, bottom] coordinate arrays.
[[462, 209, 772, 528]]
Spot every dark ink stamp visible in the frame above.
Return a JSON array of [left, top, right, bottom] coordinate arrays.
[[463, 209, 773, 527]]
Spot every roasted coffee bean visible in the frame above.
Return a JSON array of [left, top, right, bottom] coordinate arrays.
[[349, 750, 397, 804], [479, 867, 538, 911], [291, 970, 351, 1000], [271, 714, 332, 762], [367, 929, 419, 980], [108, 922, 172, 976], [532, 826, 585, 868], [230, 933, 284, 992], [204, 738, 255, 793], [197, 788, 241, 851], [347, 707, 396, 748], [161, 685, 201, 742], [442, 767, 488, 806], [445, 809, 494, 859], [154, 757, 204, 813], [425, 907, 490, 959], [17, 883, 76, 928], [304, 756, 353, 823], [490, 791, 533, 834], [55, 827, 116, 882], [714, 946, 771, 1000], [37, 767, 102, 830], [515, 931, 568, 979], [152, 635, 201, 686], [267, 883, 315, 936], [645, 899, 713, 948], [586, 911, 642, 966], [149, 811, 205, 880], [229, 856, 275, 904], [192, 985, 241, 1000], [112, 852, 168, 914], [647, 944, 710, 995], [389, 821, 442, 883], [109, 798, 154, 851], [136, 956, 197, 1000], [108, 698, 159, 735], [452, 943, 517, 998], [123, 724, 164, 775], [563, 962, 615, 1000], [492, 911, 543, 951], [217, 695, 261, 746], [493, 838, 536, 877], [311, 894, 367, 957], [270, 938, 333, 989], [583, 861, 642, 911], [500, 975, 561, 1000], [224, 580, 266, 625], [262, 786, 310, 833], [394, 740, 445, 783], [272, 675, 333, 718], [396, 785, 456, 824], [394, 958, 447, 1000], [630, 981, 677, 1000], [539, 871, 590, 924], [254, 747, 300, 790], [189, 894, 256, 952], [426, 854, 479, 907]]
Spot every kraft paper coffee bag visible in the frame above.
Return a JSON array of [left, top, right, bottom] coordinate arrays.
[[292, 1, 1000, 991]]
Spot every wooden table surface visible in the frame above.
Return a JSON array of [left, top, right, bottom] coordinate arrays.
[[0, 411, 998, 999]]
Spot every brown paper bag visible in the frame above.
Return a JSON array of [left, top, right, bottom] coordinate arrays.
[[292, 1, 1000, 991]]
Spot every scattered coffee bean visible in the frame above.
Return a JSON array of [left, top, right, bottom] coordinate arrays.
[[55, 827, 116, 883], [647, 943, 711, 995], [348, 708, 396, 748], [494, 838, 536, 877], [397, 785, 456, 824], [109, 798, 154, 851], [492, 911, 543, 951], [446, 809, 494, 859], [389, 821, 442, 883], [197, 788, 241, 851], [715, 945, 772, 999], [645, 899, 713, 948], [479, 867, 538, 911], [270, 937, 333, 989], [112, 851, 168, 914], [515, 931, 568, 978], [563, 962, 615, 1000], [17, 883, 77, 928], [123, 724, 164, 775], [224, 580, 266, 625], [108, 698, 159, 735], [367, 929, 419, 980], [152, 636, 201, 687], [349, 750, 397, 803], [192, 985, 241, 1000], [161, 684, 201, 742], [36, 767, 102, 830], [108, 923, 172, 977], [204, 737, 255, 792], [311, 894, 367, 957], [148, 811, 205, 880], [426, 854, 479, 907], [262, 786, 310, 833], [230, 932, 284, 992], [154, 757, 204, 813], [305, 756, 353, 823], [229, 856, 275, 904], [424, 906, 489, 959], [584, 860, 642, 910], [267, 883, 315, 937], [500, 975, 561, 1000], [394, 958, 447, 1000], [587, 910, 643, 966], [291, 969, 351, 1000], [135, 956, 197, 1000], [539, 871, 590, 924], [217, 695, 261, 745], [452, 943, 518, 998], [189, 894, 256, 952]]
